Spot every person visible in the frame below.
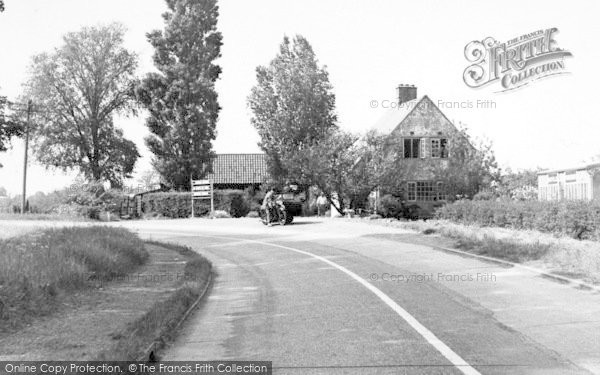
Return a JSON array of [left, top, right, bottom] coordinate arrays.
[[316, 193, 328, 217], [261, 187, 277, 226]]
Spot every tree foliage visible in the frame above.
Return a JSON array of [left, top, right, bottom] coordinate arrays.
[[431, 128, 500, 200], [0, 96, 23, 167], [285, 130, 356, 212], [24, 24, 139, 187], [136, 0, 222, 190], [248, 35, 337, 183], [0, 1, 4, 12]]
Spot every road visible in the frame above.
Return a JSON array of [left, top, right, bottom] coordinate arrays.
[[80, 218, 600, 373]]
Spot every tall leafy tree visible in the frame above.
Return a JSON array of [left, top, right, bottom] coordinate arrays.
[[24, 24, 139, 187], [0, 96, 23, 167], [248, 35, 338, 183], [137, 0, 222, 190]]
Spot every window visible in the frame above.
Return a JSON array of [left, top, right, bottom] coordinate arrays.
[[403, 138, 420, 158], [440, 139, 448, 158], [431, 139, 441, 158], [420, 138, 427, 158], [407, 181, 447, 201], [407, 182, 416, 201], [416, 181, 435, 201]]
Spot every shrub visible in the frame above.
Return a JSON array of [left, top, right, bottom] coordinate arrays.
[[378, 194, 403, 218]]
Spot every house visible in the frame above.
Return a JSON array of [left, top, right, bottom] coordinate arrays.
[[369, 84, 471, 215], [537, 163, 600, 201], [207, 153, 268, 189]]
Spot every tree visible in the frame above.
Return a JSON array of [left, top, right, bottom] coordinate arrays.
[[136, 0, 222, 190], [24, 24, 139, 188], [431, 128, 500, 200], [287, 130, 356, 213], [0, 1, 4, 12], [136, 168, 162, 191], [0, 96, 23, 167], [248, 35, 337, 183]]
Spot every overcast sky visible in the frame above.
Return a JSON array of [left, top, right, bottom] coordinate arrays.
[[0, 0, 598, 195]]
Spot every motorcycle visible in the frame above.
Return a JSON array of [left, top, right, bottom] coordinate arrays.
[[259, 198, 290, 226]]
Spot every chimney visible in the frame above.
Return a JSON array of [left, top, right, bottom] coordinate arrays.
[[397, 84, 417, 105]]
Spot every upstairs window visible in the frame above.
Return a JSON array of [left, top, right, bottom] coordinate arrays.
[[431, 139, 441, 158], [441, 139, 448, 158], [403, 138, 420, 158]]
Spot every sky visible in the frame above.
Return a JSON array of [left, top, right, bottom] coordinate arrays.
[[0, 0, 599, 195]]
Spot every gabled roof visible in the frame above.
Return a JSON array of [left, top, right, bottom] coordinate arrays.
[[207, 153, 268, 184], [537, 162, 600, 175], [370, 96, 425, 135]]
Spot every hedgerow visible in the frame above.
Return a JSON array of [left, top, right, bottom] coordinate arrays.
[[141, 190, 254, 218], [435, 199, 600, 240]]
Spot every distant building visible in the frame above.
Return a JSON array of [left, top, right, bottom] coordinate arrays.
[[369, 84, 472, 215], [207, 153, 268, 189], [537, 163, 600, 201]]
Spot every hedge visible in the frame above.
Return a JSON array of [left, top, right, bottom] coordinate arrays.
[[141, 190, 254, 218], [435, 199, 600, 240]]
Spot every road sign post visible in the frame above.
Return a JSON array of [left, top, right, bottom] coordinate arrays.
[[191, 178, 213, 218]]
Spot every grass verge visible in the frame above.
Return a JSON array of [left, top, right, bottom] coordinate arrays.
[[96, 241, 211, 361], [0, 236, 212, 361], [0, 226, 147, 332], [351, 217, 600, 283], [0, 213, 86, 221]]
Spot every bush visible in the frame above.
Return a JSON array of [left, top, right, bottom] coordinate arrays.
[[17, 182, 125, 219], [378, 194, 403, 218], [436, 199, 600, 240]]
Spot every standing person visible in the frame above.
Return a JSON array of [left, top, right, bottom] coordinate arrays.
[[262, 187, 276, 226], [316, 193, 328, 217]]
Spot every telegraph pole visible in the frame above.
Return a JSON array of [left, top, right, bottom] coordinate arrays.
[[21, 100, 32, 214]]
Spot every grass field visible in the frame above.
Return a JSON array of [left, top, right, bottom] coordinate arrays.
[[0, 226, 148, 332]]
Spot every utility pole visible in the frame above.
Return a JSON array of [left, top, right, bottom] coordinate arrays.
[[190, 173, 194, 218], [21, 100, 32, 214]]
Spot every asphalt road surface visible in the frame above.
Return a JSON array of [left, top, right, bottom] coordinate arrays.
[[118, 217, 600, 375]]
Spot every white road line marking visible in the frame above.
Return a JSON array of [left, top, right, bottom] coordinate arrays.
[[142, 230, 481, 375]]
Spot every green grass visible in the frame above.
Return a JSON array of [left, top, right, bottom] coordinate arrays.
[[0, 227, 148, 332]]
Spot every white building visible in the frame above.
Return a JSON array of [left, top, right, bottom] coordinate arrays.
[[537, 163, 600, 201]]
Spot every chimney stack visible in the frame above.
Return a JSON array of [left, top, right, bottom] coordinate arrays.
[[397, 84, 417, 105]]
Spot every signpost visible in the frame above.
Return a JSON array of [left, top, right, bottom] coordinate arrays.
[[191, 178, 214, 218]]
